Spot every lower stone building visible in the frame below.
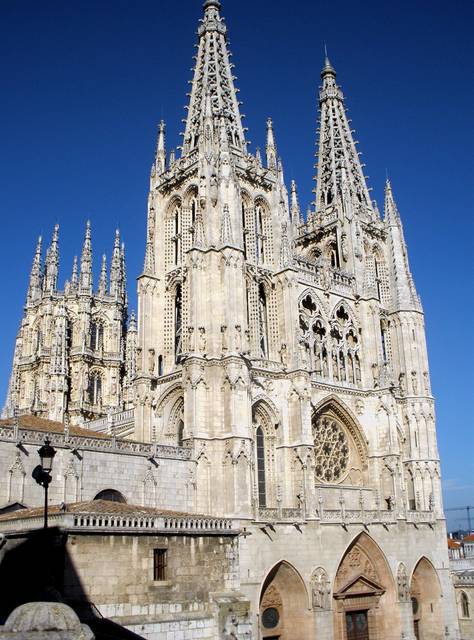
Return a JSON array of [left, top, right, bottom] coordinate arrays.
[[0, 417, 459, 639]]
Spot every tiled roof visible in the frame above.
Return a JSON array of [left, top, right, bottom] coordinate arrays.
[[463, 534, 474, 543], [0, 500, 198, 522], [448, 538, 461, 549], [0, 415, 110, 438]]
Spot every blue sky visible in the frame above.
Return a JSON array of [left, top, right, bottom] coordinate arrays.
[[0, 0, 472, 530]]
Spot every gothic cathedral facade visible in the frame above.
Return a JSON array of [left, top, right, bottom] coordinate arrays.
[[3, 1, 457, 638]]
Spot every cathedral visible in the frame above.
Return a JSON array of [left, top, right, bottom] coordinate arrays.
[[0, 1, 460, 639]]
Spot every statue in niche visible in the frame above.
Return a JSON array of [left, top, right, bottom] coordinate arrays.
[[371, 362, 379, 388], [234, 325, 242, 352], [221, 325, 228, 353], [398, 372, 406, 396], [423, 371, 430, 393], [299, 341, 309, 368], [148, 348, 155, 375], [311, 568, 330, 610], [355, 398, 364, 416], [210, 174, 218, 206], [187, 326, 195, 352], [244, 329, 251, 354], [397, 563, 409, 602], [279, 343, 288, 369], [198, 327, 207, 354], [411, 371, 418, 394], [341, 233, 348, 262]]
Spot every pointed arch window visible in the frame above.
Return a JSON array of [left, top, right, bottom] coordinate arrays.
[[173, 204, 181, 266], [88, 372, 102, 406], [90, 321, 103, 351], [241, 203, 247, 259], [177, 420, 184, 447], [258, 283, 269, 358], [255, 204, 265, 263], [461, 591, 470, 618], [256, 426, 266, 507], [174, 285, 182, 362]]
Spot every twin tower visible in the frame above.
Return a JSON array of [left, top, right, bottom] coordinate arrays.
[[5, 0, 438, 523]]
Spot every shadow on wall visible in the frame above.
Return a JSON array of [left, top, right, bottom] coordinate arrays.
[[0, 527, 145, 640]]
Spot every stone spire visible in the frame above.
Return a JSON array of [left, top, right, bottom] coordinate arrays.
[[98, 254, 108, 295], [109, 229, 122, 298], [266, 118, 277, 170], [220, 203, 234, 246], [182, 0, 247, 157], [290, 180, 300, 225], [44, 224, 59, 293], [79, 221, 93, 293], [27, 236, 43, 303], [384, 179, 421, 310], [155, 120, 166, 174], [70, 256, 78, 291], [193, 211, 207, 249], [120, 242, 127, 305], [143, 238, 155, 275], [314, 56, 372, 215]]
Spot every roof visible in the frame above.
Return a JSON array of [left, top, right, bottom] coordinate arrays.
[[448, 538, 461, 549], [463, 534, 474, 543], [0, 414, 110, 439], [0, 500, 202, 523]]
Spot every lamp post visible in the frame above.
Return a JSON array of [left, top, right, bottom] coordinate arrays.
[[32, 438, 56, 529]]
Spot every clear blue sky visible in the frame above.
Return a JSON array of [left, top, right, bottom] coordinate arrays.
[[0, 0, 472, 530]]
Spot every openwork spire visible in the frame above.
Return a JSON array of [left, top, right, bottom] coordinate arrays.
[[98, 254, 108, 295], [384, 179, 421, 310], [27, 236, 43, 303], [44, 224, 59, 293], [80, 221, 93, 292], [220, 203, 234, 245], [314, 56, 371, 216], [109, 229, 122, 297], [182, 0, 246, 157]]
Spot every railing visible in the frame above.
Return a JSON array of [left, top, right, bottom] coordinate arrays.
[[0, 425, 192, 461], [0, 512, 238, 535], [84, 409, 135, 434], [406, 510, 436, 524]]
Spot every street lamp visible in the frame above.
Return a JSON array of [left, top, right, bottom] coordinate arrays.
[[32, 438, 56, 529]]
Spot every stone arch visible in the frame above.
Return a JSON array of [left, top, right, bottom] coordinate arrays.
[[410, 556, 443, 640], [297, 288, 329, 317], [93, 488, 126, 503], [154, 383, 184, 442], [259, 560, 312, 639], [252, 398, 281, 510], [310, 566, 331, 610], [333, 532, 399, 640], [311, 395, 368, 486]]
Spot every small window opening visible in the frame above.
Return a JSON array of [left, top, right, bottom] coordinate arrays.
[[153, 548, 167, 581]]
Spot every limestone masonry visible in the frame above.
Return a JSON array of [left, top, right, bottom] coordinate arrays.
[[0, 1, 460, 639]]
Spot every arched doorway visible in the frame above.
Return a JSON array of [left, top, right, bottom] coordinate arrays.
[[259, 561, 312, 639], [410, 557, 443, 640], [333, 533, 399, 640]]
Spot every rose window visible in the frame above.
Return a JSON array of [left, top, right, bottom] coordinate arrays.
[[313, 417, 349, 482]]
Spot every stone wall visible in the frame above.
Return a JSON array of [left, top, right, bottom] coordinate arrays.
[[0, 435, 192, 513]]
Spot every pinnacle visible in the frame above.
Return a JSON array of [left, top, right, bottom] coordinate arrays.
[[203, 0, 221, 11], [321, 53, 336, 77]]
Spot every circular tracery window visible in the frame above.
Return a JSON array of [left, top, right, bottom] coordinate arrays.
[[313, 416, 349, 482], [261, 607, 279, 629]]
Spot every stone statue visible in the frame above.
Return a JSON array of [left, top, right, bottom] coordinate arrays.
[[221, 325, 228, 352], [235, 325, 242, 352], [411, 370, 418, 394], [198, 327, 207, 354], [279, 343, 288, 368], [148, 348, 155, 375]]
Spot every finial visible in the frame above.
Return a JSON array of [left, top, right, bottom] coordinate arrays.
[[321, 47, 336, 77], [203, 0, 221, 11]]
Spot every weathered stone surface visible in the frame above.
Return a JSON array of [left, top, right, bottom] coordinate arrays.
[[0, 602, 94, 639]]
